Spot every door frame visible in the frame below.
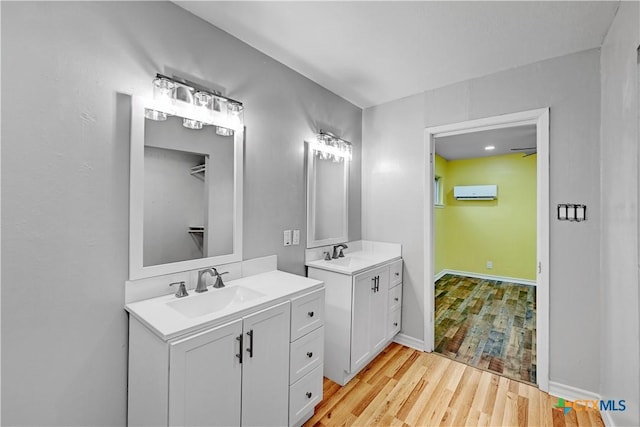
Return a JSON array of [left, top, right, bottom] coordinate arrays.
[[423, 108, 550, 391]]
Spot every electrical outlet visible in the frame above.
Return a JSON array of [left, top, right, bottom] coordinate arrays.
[[486, 261, 493, 269], [292, 229, 300, 245], [283, 230, 292, 246]]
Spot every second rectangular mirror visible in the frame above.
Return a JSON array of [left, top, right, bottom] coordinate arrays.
[[305, 140, 349, 248]]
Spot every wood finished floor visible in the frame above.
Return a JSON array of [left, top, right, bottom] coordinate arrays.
[[305, 343, 604, 427], [435, 274, 536, 384]]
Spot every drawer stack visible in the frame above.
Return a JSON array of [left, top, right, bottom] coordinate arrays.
[[387, 259, 403, 339], [289, 288, 325, 426]]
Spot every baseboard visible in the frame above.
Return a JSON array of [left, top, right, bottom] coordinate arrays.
[[548, 381, 601, 402], [601, 410, 615, 427], [393, 333, 425, 351], [548, 382, 617, 426], [434, 270, 447, 281], [438, 269, 536, 286]]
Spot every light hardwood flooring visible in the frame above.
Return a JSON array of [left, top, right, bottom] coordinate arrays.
[[304, 343, 604, 427]]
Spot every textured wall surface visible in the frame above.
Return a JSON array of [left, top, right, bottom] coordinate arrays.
[[599, 2, 640, 425], [363, 48, 602, 393], [1, 2, 361, 425], [436, 153, 537, 280]]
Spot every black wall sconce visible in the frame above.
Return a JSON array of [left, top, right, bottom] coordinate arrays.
[[557, 204, 587, 222]]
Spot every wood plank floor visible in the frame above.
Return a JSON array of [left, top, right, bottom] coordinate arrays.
[[435, 274, 536, 385], [305, 343, 604, 427]]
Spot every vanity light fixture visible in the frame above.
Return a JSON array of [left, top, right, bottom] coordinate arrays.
[[144, 73, 244, 134], [311, 131, 353, 162]]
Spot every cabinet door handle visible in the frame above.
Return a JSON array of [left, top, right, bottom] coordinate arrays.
[[246, 330, 254, 358], [306, 392, 313, 399], [307, 351, 313, 358], [307, 311, 314, 318], [371, 277, 376, 292], [236, 334, 243, 364], [375, 276, 380, 292]]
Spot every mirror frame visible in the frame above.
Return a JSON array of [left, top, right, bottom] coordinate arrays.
[[305, 141, 349, 248], [129, 96, 243, 280]]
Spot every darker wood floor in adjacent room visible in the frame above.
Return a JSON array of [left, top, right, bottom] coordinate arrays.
[[435, 274, 537, 384], [305, 343, 604, 427]]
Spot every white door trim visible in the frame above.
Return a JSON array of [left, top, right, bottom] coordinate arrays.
[[423, 108, 550, 392]]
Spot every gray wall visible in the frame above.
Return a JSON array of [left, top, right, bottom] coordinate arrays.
[[600, 2, 640, 425], [1, 2, 361, 425], [363, 49, 602, 393]]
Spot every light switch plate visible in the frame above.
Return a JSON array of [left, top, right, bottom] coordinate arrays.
[[292, 229, 300, 245], [283, 230, 292, 246]]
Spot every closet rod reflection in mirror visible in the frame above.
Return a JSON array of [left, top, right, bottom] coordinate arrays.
[[305, 141, 349, 248], [129, 96, 243, 280]]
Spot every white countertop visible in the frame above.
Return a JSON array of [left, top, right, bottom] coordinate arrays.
[[306, 250, 401, 275], [125, 270, 323, 341]]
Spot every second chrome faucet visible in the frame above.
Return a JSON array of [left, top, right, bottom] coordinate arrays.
[[196, 268, 228, 292]]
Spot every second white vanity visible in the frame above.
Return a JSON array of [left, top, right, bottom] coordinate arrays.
[[306, 240, 402, 386], [126, 269, 325, 427]]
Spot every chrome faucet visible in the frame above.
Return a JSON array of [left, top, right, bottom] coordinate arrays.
[[196, 268, 217, 293], [170, 281, 189, 298], [332, 243, 348, 259], [213, 271, 228, 288]]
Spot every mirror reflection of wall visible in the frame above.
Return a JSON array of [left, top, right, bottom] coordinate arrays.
[[306, 139, 350, 249], [314, 158, 346, 241], [143, 115, 234, 267]]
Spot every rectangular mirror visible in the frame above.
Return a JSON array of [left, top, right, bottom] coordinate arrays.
[[305, 141, 349, 248], [130, 97, 243, 280]]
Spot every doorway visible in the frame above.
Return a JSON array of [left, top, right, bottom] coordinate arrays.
[[424, 109, 550, 391]]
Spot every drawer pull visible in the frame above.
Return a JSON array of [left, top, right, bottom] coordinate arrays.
[[307, 351, 313, 358], [394, 322, 398, 327], [236, 334, 243, 364], [395, 272, 400, 277], [307, 311, 314, 318], [394, 297, 399, 302], [306, 392, 313, 399]]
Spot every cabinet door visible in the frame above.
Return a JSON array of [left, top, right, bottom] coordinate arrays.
[[350, 270, 375, 372], [370, 267, 389, 353], [241, 301, 291, 427], [169, 319, 243, 427]]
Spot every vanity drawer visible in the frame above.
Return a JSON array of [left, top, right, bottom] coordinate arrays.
[[389, 285, 402, 312], [289, 366, 323, 426], [388, 307, 401, 338], [291, 288, 325, 341], [389, 259, 403, 287], [290, 326, 324, 385]]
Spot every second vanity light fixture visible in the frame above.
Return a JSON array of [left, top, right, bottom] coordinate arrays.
[[310, 131, 353, 162], [144, 73, 244, 135]]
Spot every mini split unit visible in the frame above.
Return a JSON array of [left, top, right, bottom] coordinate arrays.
[[453, 185, 498, 200]]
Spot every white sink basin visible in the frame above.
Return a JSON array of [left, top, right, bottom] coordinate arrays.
[[167, 286, 266, 319], [327, 256, 367, 267]]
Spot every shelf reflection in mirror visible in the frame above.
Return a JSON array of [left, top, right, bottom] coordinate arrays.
[[129, 97, 243, 280]]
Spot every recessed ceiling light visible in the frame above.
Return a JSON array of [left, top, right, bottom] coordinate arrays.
[[485, 145, 495, 150]]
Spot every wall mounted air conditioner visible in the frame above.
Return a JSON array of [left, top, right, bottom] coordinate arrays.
[[453, 185, 498, 200]]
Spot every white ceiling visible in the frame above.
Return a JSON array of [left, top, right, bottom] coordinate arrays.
[[175, 1, 619, 109], [435, 124, 537, 160]]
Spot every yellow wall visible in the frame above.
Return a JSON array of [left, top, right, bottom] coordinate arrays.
[[435, 153, 537, 280]]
